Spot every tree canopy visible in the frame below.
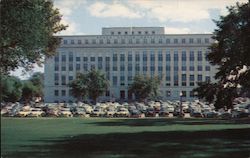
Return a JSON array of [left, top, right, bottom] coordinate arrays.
[[69, 70, 108, 103], [194, 1, 250, 109], [0, 75, 23, 103], [0, 0, 67, 74], [129, 75, 161, 101]]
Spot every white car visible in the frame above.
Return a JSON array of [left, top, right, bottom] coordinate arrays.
[[91, 108, 105, 117], [105, 108, 116, 117], [16, 110, 31, 117], [115, 108, 130, 117], [58, 108, 73, 117], [28, 108, 45, 117]]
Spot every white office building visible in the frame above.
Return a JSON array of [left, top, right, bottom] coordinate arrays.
[[44, 27, 216, 103]]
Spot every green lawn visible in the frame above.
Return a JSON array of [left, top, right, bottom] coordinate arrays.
[[1, 117, 250, 158]]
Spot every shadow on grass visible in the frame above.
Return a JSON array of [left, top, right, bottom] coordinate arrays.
[[3, 128, 250, 158], [88, 118, 250, 127]]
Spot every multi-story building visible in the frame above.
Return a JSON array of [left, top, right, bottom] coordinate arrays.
[[44, 27, 216, 103]]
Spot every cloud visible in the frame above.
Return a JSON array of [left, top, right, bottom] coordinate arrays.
[[88, 1, 142, 19], [54, 0, 86, 35], [86, 0, 247, 22], [164, 27, 191, 34]]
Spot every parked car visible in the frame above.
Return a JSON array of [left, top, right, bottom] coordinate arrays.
[[90, 108, 105, 117], [16, 109, 31, 117], [203, 111, 218, 118], [115, 108, 130, 117], [58, 108, 73, 117], [145, 108, 156, 117], [190, 111, 203, 118], [159, 108, 169, 117], [74, 107, 89, 117], [105, 108, 116, 117], [28, 108, 45, 117], [130, 109, 145, 118]]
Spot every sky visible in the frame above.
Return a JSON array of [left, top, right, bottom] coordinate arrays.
[[11, 0, 248, 79]]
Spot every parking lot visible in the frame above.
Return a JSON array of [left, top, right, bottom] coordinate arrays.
[[1, 98, 250, 119]]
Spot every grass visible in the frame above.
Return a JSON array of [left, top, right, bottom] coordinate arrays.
[[1, 117, 250, 158]]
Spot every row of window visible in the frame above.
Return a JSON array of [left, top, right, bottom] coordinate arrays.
[[54, 64, 211, 72], [55, 51, 209, 63], [55, 73, 210, 86], [110, 30, 156, 35], [54, 89, 196, 98], [63, 37, 210, 45]]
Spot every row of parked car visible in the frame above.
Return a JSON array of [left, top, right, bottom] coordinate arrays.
[[1, 98, 250, 118]]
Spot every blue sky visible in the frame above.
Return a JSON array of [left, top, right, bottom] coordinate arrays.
[[11, 0, 248, 79]]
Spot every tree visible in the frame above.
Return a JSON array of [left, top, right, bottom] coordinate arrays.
[[194, 1, 250, 109], [129, 75, 161, 101], [21, 81, 38, 104], [29, 72, 44, 98], [0, 0, 67, 74], [85, 70, 108, 104], [0, 75, 23, 103], [68, 73, 88, 102]]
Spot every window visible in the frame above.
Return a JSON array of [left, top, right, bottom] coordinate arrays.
[[198, 75, 203, 82], [151, 39, 155, 44], [63, 40, 67, 44], [54, 64, 59, 71], [143, 38, 147, 44], [189, 66, 194, 71], [83, 57, 88, 62], [166, 91, 171, 97], [128, 64, 132, 71], [136, 39, 140, 44], [118, 31, 121, 35], [113, 76, 117, 86], [61, 75, 66, 85], [159, 39, 162, 44], [182, 51, 186, 61], [166, 52, 171, 61], [189, 38, 194, 44], [190, 91, 195, 97], [166, 65, 171, 71], [92, 39, 96, 44], [150, 66, 155, 71], [69, 53, 73, 62], [152, 31, 155, 34], [120, 76, 125, 86], [69, 63, 73, 71], [182, 66, 186, 71], [76, 63, 80, 71], [85, 39, 88, 44], [181, 91, 187, 97], [111, 32, 114, 35], [121, 39, 125, 44], [158, 52, 163, 61], [76, 57, 80, 62], [78, 40, 82, 44], [99, 39, 103, 44], [61, 65, 66, 71], [107, 39, 110, 44], [125, 31, 128, 35], [71, 40, 74, 44], [150, 53, 155, 61], [145, 31, 148, 34], [198, 65, 203, 71], [54, 90, 59, 96], [105, 56, 110, 62], [114, 39, 118, 44], [198, 51, 202, 61], [113, 54, 117, 61], [197, 38, 201, 43], [120, 65, 125, 71], [174, 52, 178, 61], [166, 39, 170, 44], [181, 39, 186, 44], [106, 91, 110, 97], [54, 55, 59, 62], [90, 57, 95, 62], [129, 39, 132, 44], [98, 57, 102, 62], [190, 51, 194, 61], [138, 31, 141, 34], [113, 65, 117, 71], [205, 38, 209, 43], [54, 74, 59, 85], [135, 54, 140, 61], [128, 54, 132, 62], [61, 55, 66, 62], [190, 75, 194, 81], [143, 66, 147, 71], [143, 52, 147, 61], [174, 75, 179, 86], [83, 63, 88, 71], [67, 76, 73, 82], [61, 90, 66, 96], [120, 54, 125, 61], [205, 76, 211, 82], [174, 39, 178, 44], [205, 66, 211, 71]]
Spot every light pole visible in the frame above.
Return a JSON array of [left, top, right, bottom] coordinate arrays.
[[179, 92, 183, 118]]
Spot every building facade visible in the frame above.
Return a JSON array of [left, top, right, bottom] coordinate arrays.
[[44, 27, 216, 103]]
